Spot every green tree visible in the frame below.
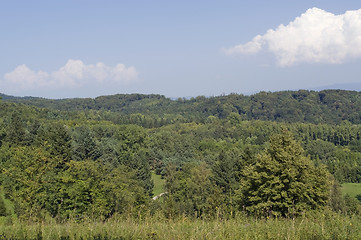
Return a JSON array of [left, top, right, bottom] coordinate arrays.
[[164, 162, 223, 218], [344, 194, 361, 215], [0, 196, 7, 216], [5, 111, 27, 146], [72, 125, 100, 161], [211, 148, 244, 215], [115, 125, 153, 196], [235, 130, 330, 217], [35, 122, 72, 165], [328, 176, 345, 213], [2, 146, 59, 220], [100, 165, 148, 216], [58, 160, 147, 219]]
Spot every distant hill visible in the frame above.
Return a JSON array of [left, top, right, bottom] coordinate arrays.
[[309, 82, 361, 92], [2, 89, 361, 125]]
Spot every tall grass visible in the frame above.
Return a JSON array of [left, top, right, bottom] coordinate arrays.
[[0, 210, 360, 239]]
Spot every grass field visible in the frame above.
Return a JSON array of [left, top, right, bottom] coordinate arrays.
[[341, 183, 361, 200], [0, 211, 360, 239], [152, 171, 165, 196]]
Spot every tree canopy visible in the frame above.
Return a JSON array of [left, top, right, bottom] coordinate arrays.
[[235, 130, 330, 217], [0, 90, 360, 221]]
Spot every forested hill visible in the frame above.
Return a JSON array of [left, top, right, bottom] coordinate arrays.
[[2, 89, 361, 125], [2, 89, 361, 223]]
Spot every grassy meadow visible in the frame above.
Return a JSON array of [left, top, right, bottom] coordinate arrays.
[[152, 172, 165, 197], [342, 183, 361, 200], [0, 211, 360, 239]]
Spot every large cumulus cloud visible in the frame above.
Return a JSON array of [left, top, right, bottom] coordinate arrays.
[[224, 8, 361, 66]]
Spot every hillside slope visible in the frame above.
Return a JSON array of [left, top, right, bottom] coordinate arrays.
[[2, 89, 361, 124]]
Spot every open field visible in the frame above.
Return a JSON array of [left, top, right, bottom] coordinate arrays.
[[342, 183, 361, 200], [152, 171, 165, 196]]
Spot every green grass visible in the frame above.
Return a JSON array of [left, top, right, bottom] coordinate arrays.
[[341, 183, 361, 200], [0, 211, 360, 239], [152, 171, 165, 196]]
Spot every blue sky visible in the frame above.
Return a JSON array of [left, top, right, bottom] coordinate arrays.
[[1, 1, 361, 99]]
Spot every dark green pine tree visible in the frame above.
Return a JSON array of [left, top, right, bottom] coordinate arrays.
[[6, 111, 27, 146], [72, 125, 100, 161], [36, 122, 73, 164], [235, 130, 330, 217], [116, 125, 153, 196]]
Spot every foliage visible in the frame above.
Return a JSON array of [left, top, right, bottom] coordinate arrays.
[[164, 162, 224, 218], [235, 130, 330, 217], [0, 196, 7, 217], [0, 91, 361, 223], [6, 89, 361, 126], [58, 160, 147, 219], [343, 194, 361, 215], [329, 177, 345, 213]]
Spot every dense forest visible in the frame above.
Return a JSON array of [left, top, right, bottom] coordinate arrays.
[[0, 90, 361, 238], [3, 89, 361, 126]]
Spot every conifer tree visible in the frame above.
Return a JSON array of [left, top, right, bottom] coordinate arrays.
[[6, 111, 26, 146]]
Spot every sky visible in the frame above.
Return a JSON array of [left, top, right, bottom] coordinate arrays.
[[1, 0, 361, 99]]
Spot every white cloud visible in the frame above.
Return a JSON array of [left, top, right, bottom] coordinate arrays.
[[1, 60, 138, 95], [4, 65, 49, 89], [224, 8, 361, 66]]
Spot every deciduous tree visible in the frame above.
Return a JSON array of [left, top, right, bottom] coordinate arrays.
[[235, 130, 330, 217]]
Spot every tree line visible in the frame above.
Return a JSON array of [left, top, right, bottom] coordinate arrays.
[[3, 89, 361, 125]]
